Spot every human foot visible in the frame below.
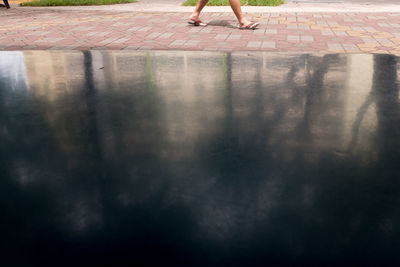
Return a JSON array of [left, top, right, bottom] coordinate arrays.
[[188, 19, 203, 26], [188, 14, 205, 26], [239, 21, 259, 30]]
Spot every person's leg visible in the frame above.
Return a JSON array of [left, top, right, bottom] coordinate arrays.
[[190, 0, 209, 22], [229, 0, 254, 27]]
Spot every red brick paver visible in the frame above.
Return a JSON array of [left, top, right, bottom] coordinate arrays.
[[1, 9, 400, 54]]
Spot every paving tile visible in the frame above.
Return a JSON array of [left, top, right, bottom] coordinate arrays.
[[73, 26, 95, 31], [334, 31, 348, 36], [203, 47, 219, 51], [261, 41, 276, 49], [376, 38, 393, 45], [327, 21, 339, 26], [166, 23, 179, 28], [22, 45, 38, 49], [265, 29, 277, 35], [200, 28, 213, 33], [301, 36, 314, 42], [188, 34, 201, 39], [87, 32, 112, 37], [137, 27, 152, 32], [158, 32, 174, 39], [189, 28, 202, 33], [100, 38, 119, 44], [127, 27, 141, 32], [362, 38, 379, 44], [322, 30, 334, 36], [215, 34, 229, 40], [253, 29, 266, 34], [147, 32, 162, 39], [49, 45, 80, 50], [363, 27, 377, 32], [257, 35, 271, 40], [184, 40, 200, 47], [217, 42, 230, 46], [112, 38, 130, 44], [247, 41, 261, 48], [378, 23, 391, 28], [342, 44, 360, 52], [169, 40, 187, 46], [287, 35, 300, 42], [227, 34, 241, 40], [123, 46, 140, 50], [26, 31, 50, 36], [35, 37, 64, 43], [351, 26, 364, 31], [328, 43, 344, 50], [298, 25, 310, 30], [138, 46, 153, 50]]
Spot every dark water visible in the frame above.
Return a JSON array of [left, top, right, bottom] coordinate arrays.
[[1, 51, 400, 266]]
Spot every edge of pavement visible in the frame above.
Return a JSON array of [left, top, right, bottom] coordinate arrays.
[[6, 0, 400, 13]]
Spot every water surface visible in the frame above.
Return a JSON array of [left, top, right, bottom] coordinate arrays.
[[1, 51, 399, 266]]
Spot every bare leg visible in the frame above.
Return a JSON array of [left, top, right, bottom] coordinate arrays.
[[229, 0, 251, 26], [190, 0, 209, 22]]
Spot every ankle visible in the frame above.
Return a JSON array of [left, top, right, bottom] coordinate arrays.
[[239, 18, 250, 26], [191, 11, 200, 20]]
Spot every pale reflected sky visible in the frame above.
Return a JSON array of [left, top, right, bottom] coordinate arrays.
[[0, 52, 27, 91]]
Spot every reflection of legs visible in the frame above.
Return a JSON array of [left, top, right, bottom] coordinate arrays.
[[2, 0, 10, 8], [229, 0, 251, 27], [190, 0, 209, 22]]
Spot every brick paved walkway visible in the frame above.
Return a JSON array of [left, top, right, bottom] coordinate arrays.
[[1, 8, 400, 53]]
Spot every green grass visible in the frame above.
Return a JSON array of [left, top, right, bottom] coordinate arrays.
[[183, 0, 283, 6], [21, 0, 135, 6]]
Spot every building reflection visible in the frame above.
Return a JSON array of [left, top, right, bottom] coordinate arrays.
[[1, 51, 399, 265]]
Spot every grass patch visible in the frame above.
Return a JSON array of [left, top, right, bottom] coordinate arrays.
[[183, 0, 283, 6], [20, 0, 135, 6]]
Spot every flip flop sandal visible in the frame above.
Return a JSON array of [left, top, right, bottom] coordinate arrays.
[[239, 22, 259, 30], [188, 19, 206, 26]]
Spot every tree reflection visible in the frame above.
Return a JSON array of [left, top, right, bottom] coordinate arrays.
[[373, 55, 400, 162]]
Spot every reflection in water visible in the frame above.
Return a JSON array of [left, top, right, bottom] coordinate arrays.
[[1, 51, 400, 265]]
